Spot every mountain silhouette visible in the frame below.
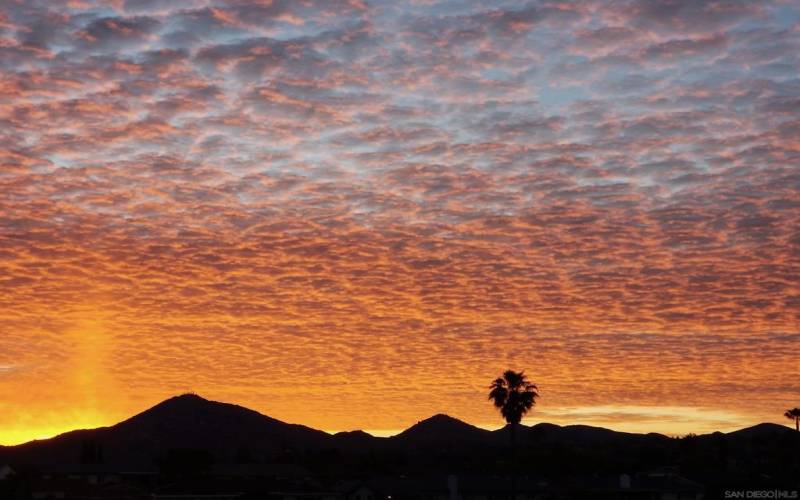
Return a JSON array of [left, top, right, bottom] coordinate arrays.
[[391, 414, 494, 447], [516, 422, 669, 445], [114, 393, 328, 447], [725, 422, 795, 439], [1, 394, 330, 466], [330, 430, 381, 451], [0, 394, 796, 470]]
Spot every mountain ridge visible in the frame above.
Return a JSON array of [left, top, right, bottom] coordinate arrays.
[[0, 394, 794, 467]]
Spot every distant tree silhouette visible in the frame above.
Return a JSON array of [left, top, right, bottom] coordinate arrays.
[[785, 408, 800, 432], [489, 370, 539, 499]]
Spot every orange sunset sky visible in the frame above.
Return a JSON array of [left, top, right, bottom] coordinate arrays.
[[1, 0, 799, 446]]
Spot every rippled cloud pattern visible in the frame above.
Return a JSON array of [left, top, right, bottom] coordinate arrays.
[[0, 0, 798, 443]]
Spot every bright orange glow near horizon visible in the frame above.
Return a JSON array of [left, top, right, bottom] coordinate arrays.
[[1, 1, 799, 446]]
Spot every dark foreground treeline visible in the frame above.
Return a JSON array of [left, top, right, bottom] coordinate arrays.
[[1, 395, 798, 499]]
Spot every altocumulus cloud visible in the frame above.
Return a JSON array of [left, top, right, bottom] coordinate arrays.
[[0, 0, 798, 441]]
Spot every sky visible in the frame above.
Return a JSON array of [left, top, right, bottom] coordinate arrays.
[[0, 0, 799, 445]]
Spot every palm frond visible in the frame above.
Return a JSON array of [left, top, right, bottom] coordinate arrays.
[[488, 369, 540, 425]]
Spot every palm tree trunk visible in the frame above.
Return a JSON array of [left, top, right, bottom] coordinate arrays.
[[796, 417, 799, 432], [511, 422, 517, 500]]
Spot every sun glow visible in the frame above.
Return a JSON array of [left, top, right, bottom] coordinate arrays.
[[527, 405, 754, 436], [0, 311, 128, 445], [0, 410, 112, 446]]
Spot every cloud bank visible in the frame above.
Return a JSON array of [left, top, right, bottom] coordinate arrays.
[[0, 0, 798, 442]]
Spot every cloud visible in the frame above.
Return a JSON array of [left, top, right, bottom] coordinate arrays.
[[0, 0, 798, 442], [78, 15, 161, 49]]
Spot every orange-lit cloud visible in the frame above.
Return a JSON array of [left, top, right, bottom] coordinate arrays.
[[0, 0, 799, 445]]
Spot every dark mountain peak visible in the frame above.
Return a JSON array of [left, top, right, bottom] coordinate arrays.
[[331, 429, 378, 449], [117, 393, 270, 428], [515, 422, 661, 445], [172, 392, 208, 403], [156, 393, 210, 409], [408, 413, 472, 430], [426, 413, 461, 423], [4, 394, 334, 465], [728, 422, 795, 437], [559, 424, 635, 442], [525, 422, 622, 435], [131, 393, 213, 416], [562, 424, 621, 434], [395, 414, 493, 444], [102, 393, 337, 453], [333, 430, 373, 438], [529, 422, 561, 431]]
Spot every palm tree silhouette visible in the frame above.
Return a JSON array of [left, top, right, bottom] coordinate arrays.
[[489, 370, 540, 444], [785, 408, 800, 432], [489, 370, 539, 499]]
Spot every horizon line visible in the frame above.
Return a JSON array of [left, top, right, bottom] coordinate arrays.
[[1, 393, 794, 447]]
